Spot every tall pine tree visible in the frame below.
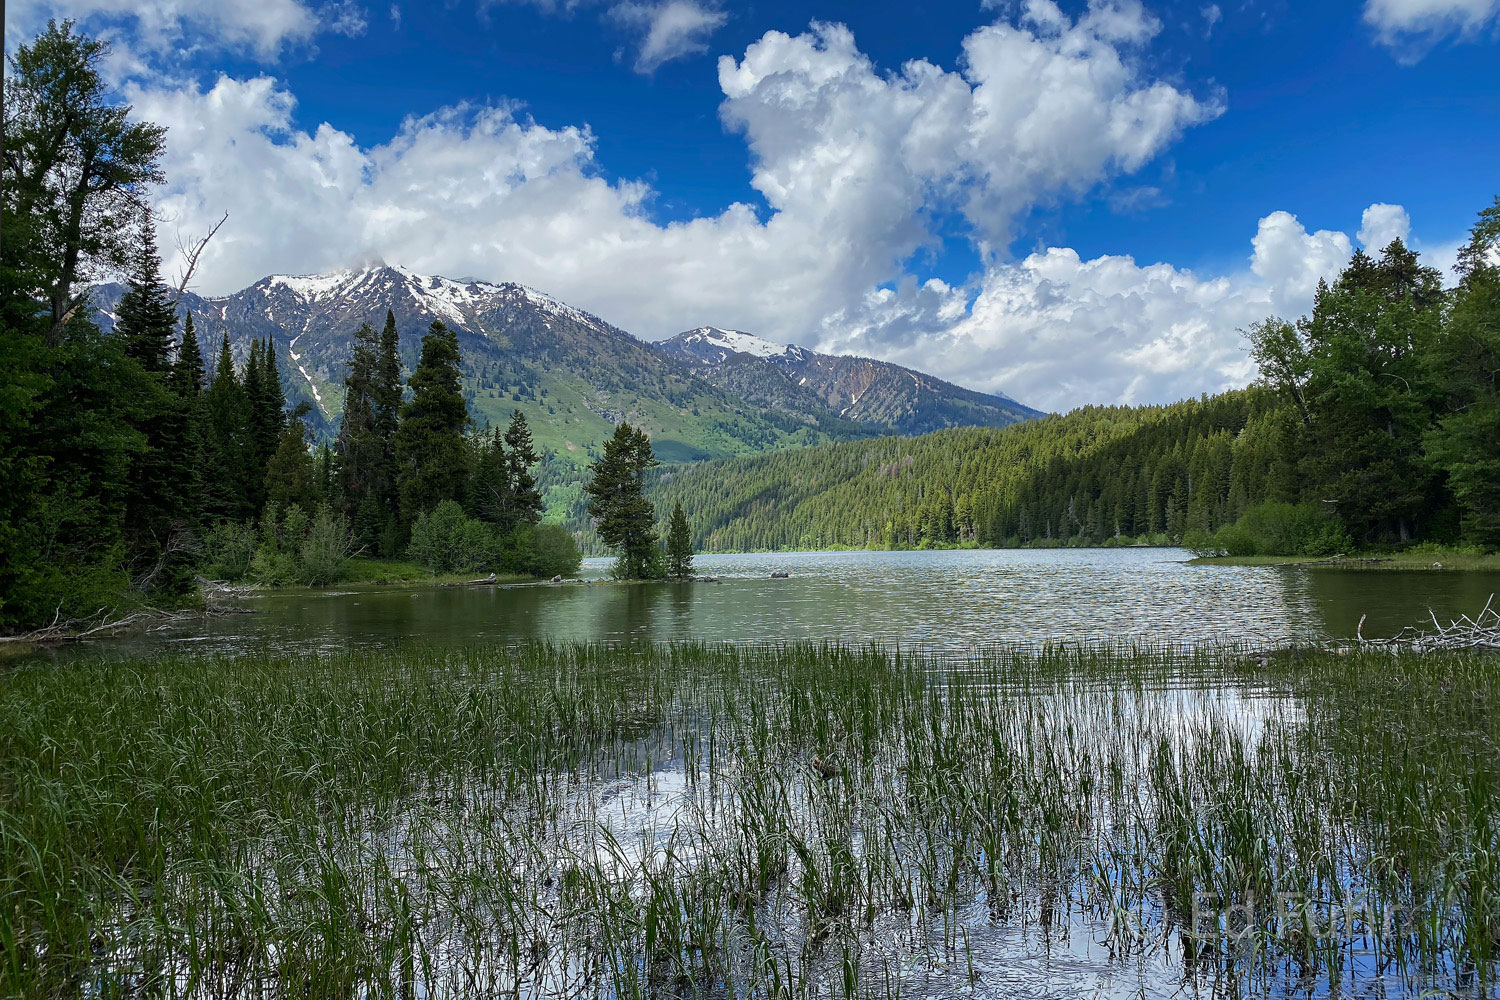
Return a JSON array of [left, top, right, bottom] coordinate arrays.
[[114, 220, 196, 591], [202, 333, 252, 519], [665, 501, 693, 580], [393, 320, 469, 526], [337, 320, 383, 534], [170, 311, 204, 396], [502, 409, 544, 530], [584, 422, 660, 579]]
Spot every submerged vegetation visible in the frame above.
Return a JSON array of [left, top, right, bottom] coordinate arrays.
[[4, 641, 1500, 997]]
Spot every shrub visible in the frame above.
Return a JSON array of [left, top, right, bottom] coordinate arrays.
[[299, 507, 354, 586], [1236, 502, 1350, 557], [246, 503, 354, 586], [1212, 524, 1258, 557], [505, 523, 581, 578], [1182, 529, 1223, 558], [202, 521, 259, 581], [407, 501, 498, 575]]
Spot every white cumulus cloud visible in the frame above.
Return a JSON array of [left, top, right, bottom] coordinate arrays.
[[1249, 210, 1352, 309], [1357, 202, 1413, 250], [116, 5, 1405, 411]]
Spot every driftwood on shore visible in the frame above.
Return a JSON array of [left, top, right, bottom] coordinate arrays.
[[1, 603, 252, 645], [1359, 594, 1500, 651]]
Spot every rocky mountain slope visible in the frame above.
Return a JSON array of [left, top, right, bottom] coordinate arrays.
[[657, 327, 1042, 435], [92, 271, 1041, 502], [92, 267, 864, 469]]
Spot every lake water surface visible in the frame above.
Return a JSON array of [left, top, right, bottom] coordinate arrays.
[[33, 547, 1500, 662]]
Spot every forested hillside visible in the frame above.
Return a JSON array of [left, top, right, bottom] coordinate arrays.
[[654, 206, 1500, 557], [650, 391, 1286, 551]]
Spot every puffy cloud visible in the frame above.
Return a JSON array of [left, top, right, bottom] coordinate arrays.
[[129, 7, 1376, 411], [1250, 210, 1352, 310], [1357, 202, 1412, 250], [1363, 0, 1500, 59], [609, 0, 727, 73], [5, 0, 321, 59], [814, 210, 1364, 413]]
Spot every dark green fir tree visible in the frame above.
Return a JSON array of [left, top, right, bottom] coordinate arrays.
[[665, 501, 693, 580], [393, 320, 469, 526], [584, 422, 660, 579]]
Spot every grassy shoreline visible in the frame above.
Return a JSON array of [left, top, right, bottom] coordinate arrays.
[[4, 640, 1498, 997]]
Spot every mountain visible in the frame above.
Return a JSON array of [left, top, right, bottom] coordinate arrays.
[[91, 269, 1041, 522], [656, 327, 1043, 435], [91, 267, 871, 474]]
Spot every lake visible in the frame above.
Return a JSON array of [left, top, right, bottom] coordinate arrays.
[[21, 547, 1500, 663], [9, 549, 1500, 997]]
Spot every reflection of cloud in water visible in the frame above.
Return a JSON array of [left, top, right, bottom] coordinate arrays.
[[44, 547, 1500, 665]]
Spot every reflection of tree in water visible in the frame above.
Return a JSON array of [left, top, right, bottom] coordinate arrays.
[[615, 582, 670, 643], [1300, 568, 1500, 639]]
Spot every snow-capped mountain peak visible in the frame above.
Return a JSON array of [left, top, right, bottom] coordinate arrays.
[[678, 327, 794, 361]]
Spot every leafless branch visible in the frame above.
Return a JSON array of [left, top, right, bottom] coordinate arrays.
[[1359, 594, 1500, 652], [173, 211, 227, 301]]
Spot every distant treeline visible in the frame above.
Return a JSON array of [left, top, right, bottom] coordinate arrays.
[[654, 205, 1500, 557]]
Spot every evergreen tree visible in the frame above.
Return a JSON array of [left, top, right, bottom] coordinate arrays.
[[375, 309, 403, 462], [466, 428, 508, 524], [113, 220, 196, 591], [265, 409, 318, 510], [503, 409, 544, 529], [171, 312, 204, 396], [243, 337, 287, 514], [202, 333, 252, 519], [665, 501, 693, 579], [393, 320, 470, 525], [337, 321, 383, 530], [1426, 198, 1500, 547], [371, 309, 404, 548], [584, 422, 660, 579], [116, 224, 176, 374], [1254, 242, 1445, 543]]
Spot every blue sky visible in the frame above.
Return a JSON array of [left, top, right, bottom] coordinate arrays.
[[7, 0, 1499, 408]]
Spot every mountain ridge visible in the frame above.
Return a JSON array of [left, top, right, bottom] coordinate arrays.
[[91, 267, 1040, 476], [655, 326, 1043, 435]]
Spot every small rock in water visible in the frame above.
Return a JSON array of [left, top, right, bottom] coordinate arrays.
[[770, 571, 789, 578], [550, 574, 562, 583]]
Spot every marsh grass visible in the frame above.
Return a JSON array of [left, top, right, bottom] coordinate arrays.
[[2, 641, 1498, 997]]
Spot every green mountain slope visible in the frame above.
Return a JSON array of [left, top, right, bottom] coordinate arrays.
[[650, 389, 1288, 551]]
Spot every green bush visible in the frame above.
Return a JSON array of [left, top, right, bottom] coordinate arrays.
[[407, 502, 581, 578], [1182, 529, 1223, 558], [507, 523, 581, 578], [299, 507, 354, 586], [1213, 524, 1258, 557], [202, 521, 259, 581], [1234, 502, 1349, 556], [407, 501, 498, 575], [246, 503, 354, 586]]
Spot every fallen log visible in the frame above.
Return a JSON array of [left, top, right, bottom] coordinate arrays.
[[1358, 594, 1499, 651]]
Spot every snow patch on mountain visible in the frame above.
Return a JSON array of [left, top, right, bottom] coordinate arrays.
[[681, 327, 792, 360], [267, 271, 361, 299]]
